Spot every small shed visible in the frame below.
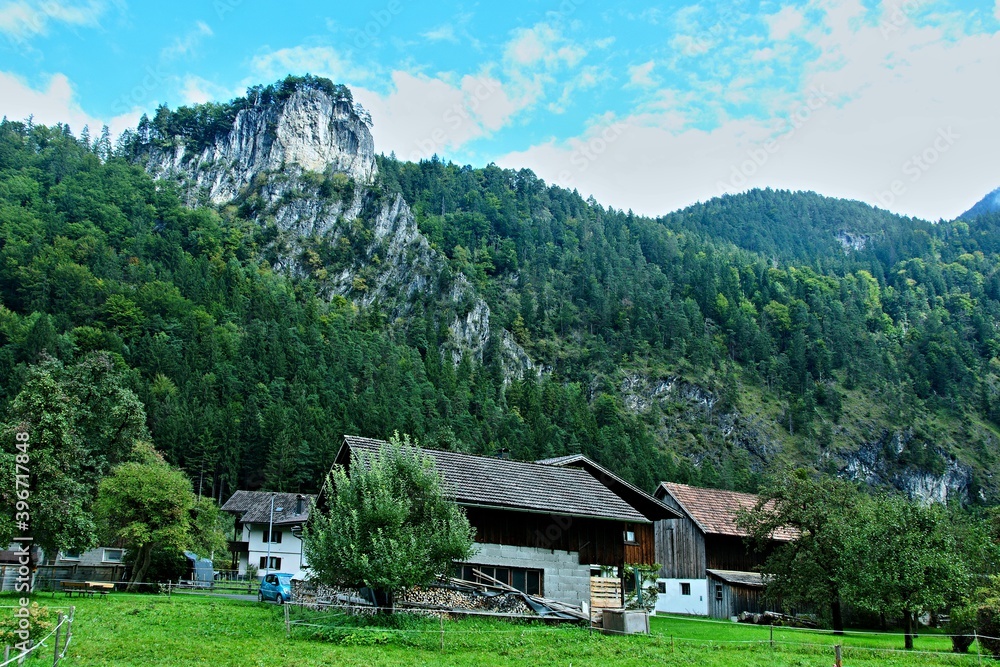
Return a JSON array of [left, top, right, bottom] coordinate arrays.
[[707, 569, 767, 619], [184, 552, 214, 585]]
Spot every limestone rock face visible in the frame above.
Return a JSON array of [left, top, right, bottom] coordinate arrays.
[[138, 82, 534, 379], [143, 87, 377, 205]]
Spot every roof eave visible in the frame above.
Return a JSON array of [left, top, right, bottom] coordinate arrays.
[[656, 482, 711, 535], [457, 500, 650, 524], [542, 457, 683, 521]]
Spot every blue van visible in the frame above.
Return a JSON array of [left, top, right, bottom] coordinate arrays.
[[258, 572, 293, 604]]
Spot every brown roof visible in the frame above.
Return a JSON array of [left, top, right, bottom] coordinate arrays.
[[221, 490, 315, 525], [337, 436, 652, 523], [656, 482, 797, 541]]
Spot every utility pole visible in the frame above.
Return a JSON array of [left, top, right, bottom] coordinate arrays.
[[265, 494, 275, 578]]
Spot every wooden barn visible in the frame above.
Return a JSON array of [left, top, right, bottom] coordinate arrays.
[[652, 482, 795, 618], [333, 436, 681, 609]]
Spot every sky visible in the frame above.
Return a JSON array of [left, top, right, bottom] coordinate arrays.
[[1, 0, 998, 221]]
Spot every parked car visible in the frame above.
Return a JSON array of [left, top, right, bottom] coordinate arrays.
[[258, 572, 293, 604]]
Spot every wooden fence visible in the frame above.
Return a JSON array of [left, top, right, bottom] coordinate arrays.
[[590, 577, 622, 610]]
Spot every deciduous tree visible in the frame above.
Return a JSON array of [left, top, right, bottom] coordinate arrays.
[[304, 433, 475, 611]]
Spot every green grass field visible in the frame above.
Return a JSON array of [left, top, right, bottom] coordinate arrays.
[[1, 592, 989, 666]]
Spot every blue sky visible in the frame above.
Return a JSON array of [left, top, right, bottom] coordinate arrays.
[[1, 0, 999, 220]]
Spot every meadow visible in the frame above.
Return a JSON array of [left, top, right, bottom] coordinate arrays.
[[1, 592, 988, 667]]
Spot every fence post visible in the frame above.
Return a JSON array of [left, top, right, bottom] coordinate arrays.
[[284, 602, 290, 637], [833, 644, 842, 667], [52, 612, 63, 666], [770, 624, 773, 649], [439, 614, 444, 651], [64, 606, 75, 658], [976, 630, 983, 667], [4, 646, 9, 662]]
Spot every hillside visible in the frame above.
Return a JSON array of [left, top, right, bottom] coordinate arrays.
[[961, 186, 1000, 220], [2, 75, 999, 503]]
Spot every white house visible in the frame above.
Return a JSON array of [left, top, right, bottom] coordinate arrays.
[[221, 491, 315, 578]]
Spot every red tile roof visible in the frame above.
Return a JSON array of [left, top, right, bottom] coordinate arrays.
[[657, 482, 798, 541]]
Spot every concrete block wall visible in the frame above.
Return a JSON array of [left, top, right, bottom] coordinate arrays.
[[464, 542, 591, 608]]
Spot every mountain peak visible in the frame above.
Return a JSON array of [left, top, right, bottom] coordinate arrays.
[[959, 185, 1000, 220], [134, 76, 377, 204]]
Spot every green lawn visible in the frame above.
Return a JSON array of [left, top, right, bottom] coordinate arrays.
[[2, 593, 988, 666]]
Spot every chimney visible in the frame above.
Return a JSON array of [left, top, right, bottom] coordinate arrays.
[[498, 448, 510, 460], [295, 494, 304, 515]]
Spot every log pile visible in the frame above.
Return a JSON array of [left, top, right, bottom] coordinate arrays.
[[398, 583, 529, 614], [292, 572, 587, 622], [737, 610, 818, 628]]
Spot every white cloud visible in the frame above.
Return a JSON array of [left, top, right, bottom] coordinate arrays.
[[496, 4, 1000, 222], [161, 21, 213, 60], [504, 23, 586, 69], [766, 6, 805, 41], [627, 60, 656, 88], [995, 0, 1000, 21], [354, 71, 519, 161], [669, 33, 713, 56], [0, 70, 139, 137], [422, 24, 457, 43], [249, 45, 371, 85], [179, 74, 235, 105], [0, 0, 104, 41]]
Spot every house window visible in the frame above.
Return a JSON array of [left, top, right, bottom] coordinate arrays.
[[103, 549, 124, 563], [259, 556, 282, 570], [681, 582, 691, 596], [459, 565, 542, 596], [263, 528, 282, 543], [60, 550, 81, 561], [715, 584, 723, 600], [623, 526, 637, 544], [657, 581, 667, 594]]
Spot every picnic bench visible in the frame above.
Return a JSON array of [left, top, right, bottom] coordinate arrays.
[[60, 580, 114, 598]]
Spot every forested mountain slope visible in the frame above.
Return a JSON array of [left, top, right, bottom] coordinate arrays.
[[2, 76, 999, 504]]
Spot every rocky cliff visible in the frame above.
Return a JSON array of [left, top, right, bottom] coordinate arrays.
[[619, 371, 977, 503], [138, 82, 534, 378], [143, 86, 377, 205]]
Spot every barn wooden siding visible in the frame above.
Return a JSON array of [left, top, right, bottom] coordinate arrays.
[[654, 494, 706, 579], [705, 535, 769, 571], [708, 579, 767, 619], [464, 507, 656, 567]]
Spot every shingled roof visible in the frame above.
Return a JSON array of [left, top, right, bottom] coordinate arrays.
[[536, 453, 678, 521], [221, 490, 315, 525], [656, 482, 797, 541], [707, 569, 766, 588], [336, 436, 667, 523]]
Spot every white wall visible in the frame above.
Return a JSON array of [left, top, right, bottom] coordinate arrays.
[[654, 578, 709, 616], [243, 523, 305, 576]]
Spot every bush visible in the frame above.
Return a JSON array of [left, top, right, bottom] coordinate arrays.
[[623, 563, 659, 613], [948, 604, 976, 653], [0, 602, 55, 647], [977, 581, 1000, 659]]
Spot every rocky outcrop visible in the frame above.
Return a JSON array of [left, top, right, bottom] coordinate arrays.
[[143, 87, 377, 205], [137, 81, 534, 379], [620, 371, 974, 503], [842, 431, 974, 504], [835, 230, 871, 252]]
